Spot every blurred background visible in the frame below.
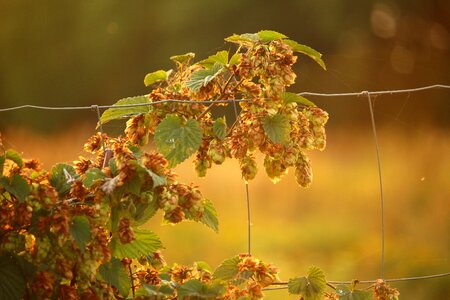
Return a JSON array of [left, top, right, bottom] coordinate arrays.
[[1, 0, 449, 298]]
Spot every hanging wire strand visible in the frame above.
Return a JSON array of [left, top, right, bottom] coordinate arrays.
[[1, 84, 450, 112], [365, 92, 386, 279]]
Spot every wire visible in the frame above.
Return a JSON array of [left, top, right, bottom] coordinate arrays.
[[1, 84, 449, 112], [262, 272, 450, 291], [365, 92, 386, 280]]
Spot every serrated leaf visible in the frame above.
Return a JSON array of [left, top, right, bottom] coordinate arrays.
[[139, 284, 174, 297], [225, 33, 259, 46], [99, 258, 131, 298], [336, 285, 372, 300], [83, 168, 106, 188], [195, 261, 212, 272], [288, 266, 326, 300], [258, 30, 287, 43], [147, 169, 166, 188], [213, 255, 240, 281], [186, 63, 224, 92], [133, 193, 159, 226], [282, 92, 316, 107], [111, 229, 162, 259], [200, 198, 219, 233], [170, 52, 195, 64], [283, 39, 326, 70], [5, 149, 23, 168], [0, 254, 26, 300], [178, 279, 226, 299], [229, 53, 241, 66], [49, 163, 77, 196], [263, 114, 290, 145], [0, 174, 30, 203], [213, 117, 227, 140], [198, 50, 229, 68], [100, 95, 150, 125], [154, 115, 202, 167], [144, 70, 169, 86], [69, 216, 91, 252]]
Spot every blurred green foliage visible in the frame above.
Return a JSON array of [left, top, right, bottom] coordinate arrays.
[[1, 0, 449, 131]]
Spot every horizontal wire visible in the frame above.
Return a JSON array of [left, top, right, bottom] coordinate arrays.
[[0, 84, 449, 112], [262, 272, 450, 291]]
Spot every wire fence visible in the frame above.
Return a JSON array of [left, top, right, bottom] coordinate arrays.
[[1, 83, 450, 291]]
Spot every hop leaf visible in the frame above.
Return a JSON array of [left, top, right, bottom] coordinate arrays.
[[283, 39, 326, 70], [200, 198, 219, 232], [263, 114, 290, 145], [69, 216, 91, 253], [154, 115, 202, 167], [0, 255, 26, 300], [100, 95, 151, 125], [198, 50, 229, 68], [110, 229, 162, 259], [288, 266, 326, 300], [0, 174, 30, 203], [186, 63, 224, 92], [99, 258, 131, 298], [177, 279, 225, 299], [258, 30, 287, 43], [282, 92, 316, 107], [335, 285, 372, 300], [144, 70, 170, 86], [213, 255, 240, 281]]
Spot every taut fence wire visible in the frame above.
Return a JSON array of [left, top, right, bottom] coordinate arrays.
[[1, 83, 450, 291], [0, 84, 449, 112]]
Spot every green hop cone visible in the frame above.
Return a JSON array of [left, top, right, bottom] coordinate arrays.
[[194, 157, 211, 178], [239, 155, 258, 183], [207, 140, 226, 165], [263, 155, 288, 183]]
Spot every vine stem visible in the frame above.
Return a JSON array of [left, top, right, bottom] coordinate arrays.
[[128, 264, 136, 299]]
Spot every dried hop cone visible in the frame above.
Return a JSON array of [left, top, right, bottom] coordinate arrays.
[[118, 218, 135, 244], [239, 155, 258, 182], [295, 153, 313, 188]]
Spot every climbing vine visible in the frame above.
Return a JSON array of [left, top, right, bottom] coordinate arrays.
[[0, 30, 399, 299]]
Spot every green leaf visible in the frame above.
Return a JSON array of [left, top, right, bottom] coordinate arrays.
[[99, 258, 131, 298], [154, 115, 202, 167], [170, 52, 195, 64], [178, 279, 226, 299], [213, 117, 227, 140], [186, 63, 224, 92], [195, 261, 212, 272], [263, 114, 290, 145], [100, 95, 150, 125], [283, 39, 326, 70], [69, 216, 91, 252], [5, 149, 23, 168], [0, 174, 30, 203], [83, 168, 106, 188], [288, 266, 326, 300], [0, 255, 26, 300], [144, 70, 170, 86], [282, 92, 316, 107], [133, 193, 159, 226], [139, 284, 174, 297], [198, 50, 229, 68], [225, 33, 259, 46], [127, 174, 141, 196], [111, 229, 162, 259], [258, 30, 287, 43], [200, 199, 219, 233], [213, 255, 240, 281], [147, 169, 166, 188], [49, 163, 77, 196], [229, 53, 241, 66], [336, 285, 372, 300]]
